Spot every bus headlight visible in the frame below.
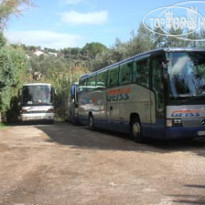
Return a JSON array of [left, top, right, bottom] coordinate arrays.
[[173, 118, 182, 127]]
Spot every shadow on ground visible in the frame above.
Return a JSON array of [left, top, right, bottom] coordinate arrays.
[[171, 184, 205, 204], [31, 122, 205, 157]]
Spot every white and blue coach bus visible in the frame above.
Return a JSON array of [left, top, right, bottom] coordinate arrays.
[[77, 48, 205, 141], [20, 83, 55, 123]]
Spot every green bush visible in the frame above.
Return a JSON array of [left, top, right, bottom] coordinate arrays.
[[0, 45, 28, 122]]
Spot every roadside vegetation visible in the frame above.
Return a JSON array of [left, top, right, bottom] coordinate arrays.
[[0, 122, 6, 129], [1, 0, 205, 122]]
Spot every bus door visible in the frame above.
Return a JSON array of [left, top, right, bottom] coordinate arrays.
[[150, 54, 166, 138], [91, 71, 108, 127], [106, 66, 121, 130], [107, 89, 119, 120], [134, 57, 153, 125]]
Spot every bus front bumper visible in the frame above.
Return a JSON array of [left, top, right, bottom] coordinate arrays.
[[166, 127, 205, 139], [21, 113, 54, 122]]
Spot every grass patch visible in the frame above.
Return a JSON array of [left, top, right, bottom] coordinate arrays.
[[0, 122, 6, 129]]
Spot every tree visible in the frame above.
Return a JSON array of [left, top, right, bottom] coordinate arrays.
[[0, 0, 32, 121], [81, 42, 107, 59], [0, 32, 6, 48], [93, 24, 155, 71], [131, 25, 153, 51], [0, 0, 33, 31], [0, 46, 28, 120]]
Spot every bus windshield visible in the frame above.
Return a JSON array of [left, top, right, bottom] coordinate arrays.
[[22, 85, 53, 106], [167, 52, 205, 102]]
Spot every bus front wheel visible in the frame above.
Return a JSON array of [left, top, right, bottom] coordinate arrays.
[[130, 119, 143, 142]]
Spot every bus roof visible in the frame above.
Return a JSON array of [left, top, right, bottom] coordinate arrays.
[[79, 47, 205, 80]]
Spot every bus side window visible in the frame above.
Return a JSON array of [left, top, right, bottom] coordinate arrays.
[[108, 67, 119, 88], [134, 58, 149, 88], [79, 79, 87, 93], [119, 62, 133, 85], [96, 71, 107, 90], [87, 75, 96, 92]]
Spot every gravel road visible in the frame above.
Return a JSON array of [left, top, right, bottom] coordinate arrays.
[[0, 122, 205, 205]]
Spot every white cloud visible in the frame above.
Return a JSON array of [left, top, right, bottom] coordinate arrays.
[[64, 0, 83, 4], [61, 10, 108, 25], [4, 30, 83, 49]]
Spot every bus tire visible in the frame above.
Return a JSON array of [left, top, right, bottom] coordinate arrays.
[[130, 118, 143, 142], [88, 114, 94, 130]]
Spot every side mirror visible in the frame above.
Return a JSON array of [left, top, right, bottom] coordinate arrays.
[[18, 88, 22, 97], [18, 88, 22, 106]]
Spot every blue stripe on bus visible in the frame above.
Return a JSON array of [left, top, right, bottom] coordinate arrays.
[[79, 115, 205, 139], [80, 115, 167, 139], [165, 127, 205, 139]]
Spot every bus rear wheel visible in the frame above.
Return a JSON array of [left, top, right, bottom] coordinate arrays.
[[88, 114, 94, 130], [130, 118, 143, 142]]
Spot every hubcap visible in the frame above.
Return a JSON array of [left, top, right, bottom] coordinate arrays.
[[133, 122, 140, 137], [89, 117, 93, 128]]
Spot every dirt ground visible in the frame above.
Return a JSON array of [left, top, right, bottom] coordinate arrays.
[[0, 122, 205, 205]]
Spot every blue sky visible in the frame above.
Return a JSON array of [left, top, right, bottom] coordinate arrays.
[[3, 0, 204, 49]]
